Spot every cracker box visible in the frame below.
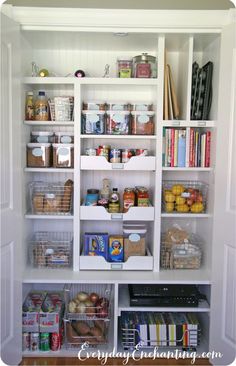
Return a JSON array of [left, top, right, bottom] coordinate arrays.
[[84, 233, 108, 260], [108, 235, 124, 262]]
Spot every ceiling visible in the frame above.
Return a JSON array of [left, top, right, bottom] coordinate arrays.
[[3, 0, 235, 9]]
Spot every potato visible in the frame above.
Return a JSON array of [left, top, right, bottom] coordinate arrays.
[[90, 326, 105, 342], [68, 300, 76, 313], [72, 321, 90, 336], [66, 323, 83, 344], [94, 320, 106, 334]]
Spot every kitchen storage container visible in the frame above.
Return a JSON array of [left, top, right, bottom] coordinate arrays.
[[27, 143, 51, 168], [82, 101, 107, 111], [30, 131, 54, 143], [82, 110, 106, 134], [162, 180, 208, 214], [117, 58, 132, 78], [123, 223, 147, 261], [54, 131, 74, 143], [29, 231, 73, 268], [133, 53, 157, 78], [106, 111, 130, 135], [131, 111, 155, 135], [52, 143, 74, 168], [29, 180, 73, 215], [48, 96, 74, 121], [160, 233, 203, 269]]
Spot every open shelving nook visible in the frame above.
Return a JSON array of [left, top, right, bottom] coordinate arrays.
[[3, 5, 231, 360]]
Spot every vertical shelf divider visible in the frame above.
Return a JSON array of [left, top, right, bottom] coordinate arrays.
[[154, 35, 165, 272], [186, 36, 194, 121], [73, 80, 81, 271]]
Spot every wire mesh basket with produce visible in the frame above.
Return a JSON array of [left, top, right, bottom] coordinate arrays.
[[162, 180, 208, 214]]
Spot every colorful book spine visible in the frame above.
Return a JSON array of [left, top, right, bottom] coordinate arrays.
[[162, 128, 166, 167], [170, 128, 175, 167], [177, 130, 186, 167], [148, 313, 157, 346], [174, 129, 178, 167], [185, 127, 190, 167], [205, 130, 211, 167], [201, 133, 206, 167]]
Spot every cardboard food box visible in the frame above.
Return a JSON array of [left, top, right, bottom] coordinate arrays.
[[109, 235, 124, 262], [123, 224, 147, 261], [84, 233, 109, 260]]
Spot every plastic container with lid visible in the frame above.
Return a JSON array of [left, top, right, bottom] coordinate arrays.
[[131, 111, 155, 135], [27, 143, 51, 167], [117, 58, 132, 78], [54, 132, 74, 144], [106, 111, 130, 135], [52, 144, 74, 168], [123, 223, 147, 261], [31, 131, 54, 143], [133, 53, 157, 78], [172, 243, 202, 269], [82, 110, 105, 134], [82, 101, 107, 111]]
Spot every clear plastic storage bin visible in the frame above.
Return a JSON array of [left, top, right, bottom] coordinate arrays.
[[82, 110, 106, 134], [54, 132, 74, 143], [131, 111, 154, 135], [52, 144, 74, 168], [106, 111, 130, 135], [30, 131, 54, 143], [27, 143, 51, 168]]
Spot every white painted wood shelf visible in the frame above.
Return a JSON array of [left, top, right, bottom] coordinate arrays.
[[80, 134, 156, 139], [24, 168, 74, 173], [80, 205, 155, 221], [25, 214, 73, 219], [24, 120, 74, 126], [162, 120, 216, 128], [162, 167, 212, 171], [81, 156, 156, 171], [161, 213, 211, 218], [23, 77, 75, 84]]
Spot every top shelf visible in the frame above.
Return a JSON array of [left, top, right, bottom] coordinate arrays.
[[23, 77, 158, 86]]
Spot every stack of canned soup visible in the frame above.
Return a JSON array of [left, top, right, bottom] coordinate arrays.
[[82, 101, 154, 135]]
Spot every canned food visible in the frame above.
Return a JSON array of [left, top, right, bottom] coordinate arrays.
[[136, 149, 148, 156], [85, 148, 96, 156], [122, 149, 136, 163], [50, 332, 61, 351], [40, 333, 50, 351], [97, 145, 110, 161], [30, 332, 40, 351], [109, 148, 121, 163], [22, 332, 30, 351]]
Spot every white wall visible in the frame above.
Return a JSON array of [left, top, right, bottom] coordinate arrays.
[[3, 0, 235, 9]]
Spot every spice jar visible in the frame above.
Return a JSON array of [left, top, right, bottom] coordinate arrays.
[[137, 188, 149, 207], [133, 53, 157, 78], [123, 188, 135, 213]]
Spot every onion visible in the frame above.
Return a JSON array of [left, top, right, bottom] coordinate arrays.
[[90, 292, 99, 304], [76, 302, 86, 314], [77, 292, 89, 302]]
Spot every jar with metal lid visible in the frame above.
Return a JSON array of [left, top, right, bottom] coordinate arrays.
[[137, 188, 149, 207], [123, 188, 135, 213], [133, 53, 157, 78]]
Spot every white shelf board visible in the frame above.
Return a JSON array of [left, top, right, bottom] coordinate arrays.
[[22, 267, 211, 284], [162, 120, 216, 128], [79, 77, 158, 85], [24, 168, 74, 173], [118, 285, 210, 315], [23, 77, 75, 84], [80, 134, 156, 139], [81, 156, 156, 171], [80, 205, 155, 221], [161, 213, 211, 218], [24, 120, 74, 126], [162, 167, 212, 171], [25, 214, 73, 219], [80, 250, 153, 271]]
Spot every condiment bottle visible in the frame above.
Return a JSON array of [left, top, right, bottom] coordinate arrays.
[[35, 91, 49, 121], [137, 187, 149, 207], [100, 178, 111, 200], [25, 91, 34, 120], [108, 188, 120, 213], [123, 188, 135, 213]]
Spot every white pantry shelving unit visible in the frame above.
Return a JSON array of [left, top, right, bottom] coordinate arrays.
[[1, 4, 235, 365]]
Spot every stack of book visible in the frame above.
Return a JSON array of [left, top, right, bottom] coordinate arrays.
[[162, 128, 211, 168], [121, 312, 200, 348]]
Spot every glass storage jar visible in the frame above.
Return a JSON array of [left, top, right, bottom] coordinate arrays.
[[117, 58, 132, 78], [133, 53, 157, 78]]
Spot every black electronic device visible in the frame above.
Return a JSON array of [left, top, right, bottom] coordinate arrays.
[[128, 284, 204, 307]]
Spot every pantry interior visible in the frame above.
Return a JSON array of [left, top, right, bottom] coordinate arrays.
[[1, 4, 236, 365]]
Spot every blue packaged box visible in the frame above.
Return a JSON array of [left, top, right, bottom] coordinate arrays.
[[108, 235, 124, 262], [84, 233, 108, 260]]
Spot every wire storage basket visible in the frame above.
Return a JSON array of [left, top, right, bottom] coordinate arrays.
[[29, 231, 73, 269], [162, 180, 208, 214], [29, 180, 73, 215], [120, 312, 201, 350], [48, 96, 74, 121], [160, 233, 203, 269], [64, 283, 112, 321], [64, 318, 109, 348]]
